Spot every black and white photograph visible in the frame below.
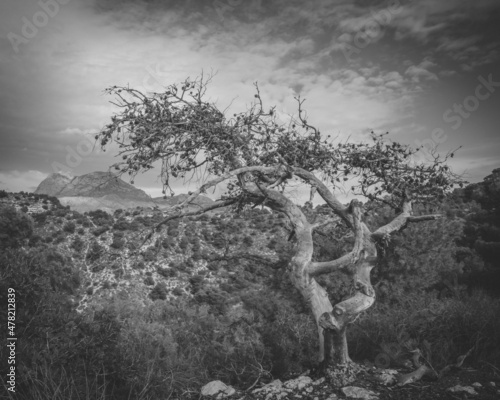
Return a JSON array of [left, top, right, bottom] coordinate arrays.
[[0, 0, 499, 399]]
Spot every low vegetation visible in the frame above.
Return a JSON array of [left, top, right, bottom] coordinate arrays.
[[0, 174, 499, 398]]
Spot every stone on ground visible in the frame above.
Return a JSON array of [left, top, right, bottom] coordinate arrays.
[[447, 385, 478, 395], [201, 380, 236, 398], [283, 375, 313, 390], [341, 386, 379, 399]]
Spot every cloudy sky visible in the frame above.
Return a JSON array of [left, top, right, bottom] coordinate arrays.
[[0, 0, 499, 199]]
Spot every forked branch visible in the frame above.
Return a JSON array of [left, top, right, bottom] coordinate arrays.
[[309, 200, 364, 277]]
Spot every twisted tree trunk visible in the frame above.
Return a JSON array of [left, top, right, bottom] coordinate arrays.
[[163, 164, 440, 366]]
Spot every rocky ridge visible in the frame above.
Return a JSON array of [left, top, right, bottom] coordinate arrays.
[[34, 171, 214, 212]]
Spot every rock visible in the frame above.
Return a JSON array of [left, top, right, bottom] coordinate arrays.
[[313, 377, 325, 386], [374, 369, 398, 385], [487, 381, 496, 387], [447, 385, 478, 395], [472, 382, 482, 388], [201, 380, 236, 398], [284, 376, 313, 391], [326, 395, 338, 400], [252, 379, 283, 394], [341, 386, 379, 399], [34, 172, 72, 196]]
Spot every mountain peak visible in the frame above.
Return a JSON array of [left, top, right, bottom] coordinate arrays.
[[34, 172, 73, 196], [35, 171, 151, 202]]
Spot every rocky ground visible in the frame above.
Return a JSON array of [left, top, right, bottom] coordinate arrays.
[[198, 364, 500, 400]]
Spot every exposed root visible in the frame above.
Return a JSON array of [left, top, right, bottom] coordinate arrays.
[[397, 346, 474, 386], [438, 346, 474, 377], [397, 365, 436, 386]]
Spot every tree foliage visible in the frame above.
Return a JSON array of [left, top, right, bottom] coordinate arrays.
[[0, 205, 33, 249], [98, 74, 462, 207]]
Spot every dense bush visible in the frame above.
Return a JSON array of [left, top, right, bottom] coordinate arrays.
[[113, 218, 130, 231], [143, 249, 156, 262], [179, 236, 189, 250], [158, 266, 177, 278], [111, 235, 126, 249], [92, 226, 109, 236], [87, 240, 104, 262], [150, 282, 169, 300], [71, 236, 85, 253], [349, 291, 500, 370], [144, 276, 155, 286], [63, 221, 76, 233], [0, 205, 33, 249]]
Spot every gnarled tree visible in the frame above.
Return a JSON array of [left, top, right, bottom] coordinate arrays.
[[97, 74, 462, 367]]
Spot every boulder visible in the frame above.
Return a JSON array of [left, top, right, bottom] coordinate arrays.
[[447, 385, 477, 395], [283, 375, 313, 390], [252, 379, 283, 395], [341, 386, 379, 399], [374, 369, 398, 385], [201, 380, 236, 398]]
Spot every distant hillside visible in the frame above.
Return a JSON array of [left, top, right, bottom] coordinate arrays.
[[35, 171, 151, 201], [0, 190, 291, 312], [34, 171, 214, 212], [34, 172, 72, 196]]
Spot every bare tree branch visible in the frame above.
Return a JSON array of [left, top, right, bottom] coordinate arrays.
[[141, 198, 238, 247], [371, 200, 412, 239], [372, 200, 442, 241], [309, 200, 364, 277], [293, 167, 352, 228]]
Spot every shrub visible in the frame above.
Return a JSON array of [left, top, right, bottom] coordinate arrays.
[[82, 218, 92, 227], [179, 236, 189, 250], [133, 261, 145, 270], [189, 275, 204, 294], [143, 249, 156, 262], [92, 226, 108, 236], [158, 267, 177, 278], [87, 240, 104, 262], [71, 236, 85, 253], [150, 282, 168, 301], [0, 205, 33, 249], [128, 241, 139, 251], [242, 236, 254, 247], [111, 235, 125, 249], [144, 276, 155, 286], [129, 220, 141, 231], [63, 221, 76, 233], [113, 218, 130, 231]]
